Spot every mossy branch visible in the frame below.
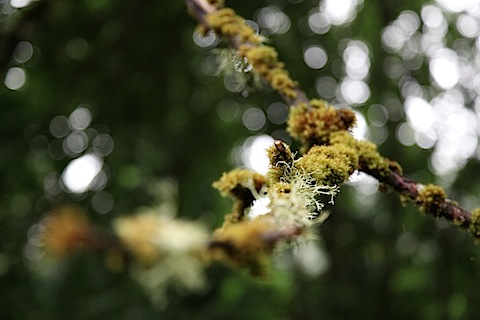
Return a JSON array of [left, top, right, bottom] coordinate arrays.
[[187, 0, 480, 241], [186, 0, 309, 106]]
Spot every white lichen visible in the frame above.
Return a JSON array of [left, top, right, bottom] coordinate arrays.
[[244, 159, 339, 229]]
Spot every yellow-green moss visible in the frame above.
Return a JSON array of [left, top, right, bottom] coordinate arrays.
[[266, 141, 294, 184], [415, 184, 447, 216], [295, 144, 358, 186], [210, 216, 276, 277], [329, 131, 392, 179], [205, 8, 299, 100], [469, 208, 480, 239], [213, 169, 267, 222], [269, 182, 292, 196], [206, 8, 261, 44], [287, 100, 356, 151], [240, 46, 297, 99]]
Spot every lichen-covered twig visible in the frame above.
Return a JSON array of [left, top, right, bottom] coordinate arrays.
[[187, 0, 480, 241], [186, 0, 309, 106]]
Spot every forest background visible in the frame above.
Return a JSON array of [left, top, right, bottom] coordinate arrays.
[[2, 0, 480, 319]]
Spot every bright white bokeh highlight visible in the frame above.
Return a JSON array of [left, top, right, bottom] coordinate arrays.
[[321, 0, 361, 26], [303, 45, 328, 69], [255, 6, 291, 34], [4, 67, 27, 90], [241, 135, 275, 174], [382, 2, 480, 181], [429, 49, 460, 89], [351, 111, 369, 140], [10, 0, 32, 8], [62, 154, 103, 193], [340, 79, 370, 105]]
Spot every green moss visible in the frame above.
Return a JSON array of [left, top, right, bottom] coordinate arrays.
[[211, 217, 277, 277], [295, 145, 358, 186], [287, 100, 356, 151], [469, 208, 480, 239], [266, 141, 294, 184], [415, 184, 447, 216], [213, 169, 267, 222], [206, 8, 260, 44], [205, 9, 298, 100], [240, 46, 297, 99], [329, 131, 393, 179], [269, 182, 292, 196]]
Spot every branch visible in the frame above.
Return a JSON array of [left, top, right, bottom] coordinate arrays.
[[375, 170, 473, 227], [187, 0, 480, 240], [186, 0, 309, 106]]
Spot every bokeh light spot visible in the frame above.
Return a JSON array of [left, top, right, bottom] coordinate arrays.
[[315, 76, 337, 99], [66, 37, 89, 60], [10, 0, 31, 8], [216, 99, 240, 122], [92, 191, 114, 214], [322, 0, 359, 26], [267, 102, 289, 124], [13, 41, 34, 63], [49, 115, 70, 138], [64, 131, 89, 155], [303, 45, 328, 69], [69, 106, 92, 131], [429, 49, 460, 89], [242, 107, 266, 131], [241, 135, 275, 174], [62, 154, 103, 193], [4, 67, 27, 90], [456, 14, 479, 38], [340, 79, 370, 105], [92, 134, 114, 157], [193, 30, 218, 48], [255, 6, 291, 34], [308, 11, 331, 34], [405, 96, 435, 133]]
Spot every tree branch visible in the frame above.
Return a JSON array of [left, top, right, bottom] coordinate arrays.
[[186, 0, 480, 239], [186, 0, 309, 106]]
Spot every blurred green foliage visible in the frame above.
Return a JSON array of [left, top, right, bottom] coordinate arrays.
[[1, 0, 480, 319]]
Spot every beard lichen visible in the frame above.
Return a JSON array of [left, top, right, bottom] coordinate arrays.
[[211, 140, 353, 276]]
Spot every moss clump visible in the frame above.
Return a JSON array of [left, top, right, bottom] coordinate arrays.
[[415, 184, 447, 216], [206, 8, 261, 44], [210, 216, 277, 277], [295, 145, 358, 186], [269, 182, 292, 196], [469, 208, 480, 239], [239, 46, 297, 99], [287, 100, 356, 151], [213, 169, 267, 222], [205, 8, 298, 100], [329, 130, 393, 179], [266, 141, 295, 184]]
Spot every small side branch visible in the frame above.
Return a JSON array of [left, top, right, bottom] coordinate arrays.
[[186, 0, 310, 106]]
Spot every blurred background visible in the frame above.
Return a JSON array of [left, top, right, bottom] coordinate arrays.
[[2, 0, 480, 319]]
